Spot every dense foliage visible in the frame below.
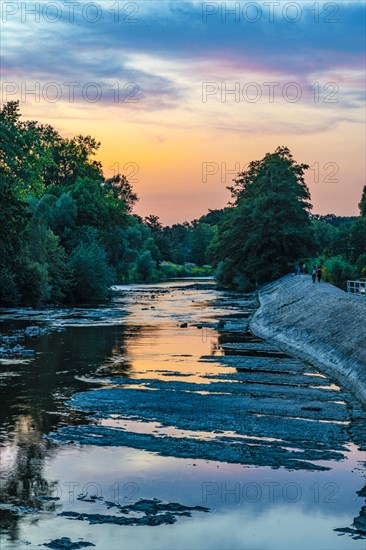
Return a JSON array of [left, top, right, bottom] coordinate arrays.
[[0, 104, 364, 304], [209, 147, 365, 291], [310, 210, 366, 288], [0, 103, 216, 306], [210, 147, 314, 290]]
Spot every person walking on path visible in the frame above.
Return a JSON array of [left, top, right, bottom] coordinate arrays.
[[295, 263, 301, 276], [317, 266, 323, 282], [312, 266, 317, 283]]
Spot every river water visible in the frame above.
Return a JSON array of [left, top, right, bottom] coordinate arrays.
[[0, 280, 365, 549]]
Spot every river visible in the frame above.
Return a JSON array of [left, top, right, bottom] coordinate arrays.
[[0, 280, 365, 549]]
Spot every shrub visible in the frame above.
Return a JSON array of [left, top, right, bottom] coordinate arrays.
[[136, 250, 155, 282], [68, 241, 115, 302], [323, 256, 356, 289], [215, 259, 238, 289], [18, 260, 49, 307], [0, 267, 20, 305], [46, 230, 72, 302], [158, 262, 213, 279]]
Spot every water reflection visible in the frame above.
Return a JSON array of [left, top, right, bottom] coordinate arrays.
[[0, 315, 152, 542], [0, 415, 59, 542], [0, 325, 143, 440], [0, 282, 364, 549]]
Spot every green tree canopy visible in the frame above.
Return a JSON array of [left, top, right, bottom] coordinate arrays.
[[190, 223, 215, 266], [103, 174, 138, 212], [359, 186, 366, 217], [214, 146, 314, 289]]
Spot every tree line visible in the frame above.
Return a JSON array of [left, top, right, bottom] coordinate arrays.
[[1, 103, 365, 306], [0, 102, 215, 306]]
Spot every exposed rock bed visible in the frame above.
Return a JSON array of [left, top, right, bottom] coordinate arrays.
[[0, 325, 65, 360], [58, 497, 209, 527], [47, 295, 364, 471], [43, 538, 95, 549]]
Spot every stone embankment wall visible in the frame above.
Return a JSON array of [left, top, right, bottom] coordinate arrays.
[[250, 275, 366, 405]]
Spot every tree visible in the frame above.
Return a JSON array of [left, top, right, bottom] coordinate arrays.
[[0, 184, 28, 269], [68, 240, 115, 302], [0, 102, 125, 305], [359, 186, 366, 217], [50, 192, 78, 245], [103, 174, 138, 213], [349, 217, 366, 260], [144, 215, 169, 266], [0, 101, 59, 198], [190, 223, 215, 266], [197, 209, 225, 226], [144, 214, 163, 232], [215, 146, 314, 289], [0, 179, 27, 304], [164, 223, 191, 264], [43, 134, 103, 188], [136, 250, 155, 282]]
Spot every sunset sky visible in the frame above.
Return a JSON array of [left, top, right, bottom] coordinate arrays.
[[1, 0, 365, 224]]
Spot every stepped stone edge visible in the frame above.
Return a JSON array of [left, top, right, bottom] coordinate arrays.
[[250, 275, 366, 406]]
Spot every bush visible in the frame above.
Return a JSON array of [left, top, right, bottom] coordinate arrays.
[[323, 256, 356, 289], [233, 272, 253, 292], [68, 241, 115, 302], [46, 230, 72, 302], [159, 262, 184, 278], [136, 250, 155, 282], [355, 254, 366, 278], [215, 259, 238, 289], [0, 267, 20, 305], [18, 260, 50, 307], [158, 262, 213, 279]]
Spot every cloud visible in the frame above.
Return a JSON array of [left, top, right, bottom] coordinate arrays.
[[2, 2, 364, 79]]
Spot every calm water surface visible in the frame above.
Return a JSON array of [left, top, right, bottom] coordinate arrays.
[[0, 281, 364, 549]]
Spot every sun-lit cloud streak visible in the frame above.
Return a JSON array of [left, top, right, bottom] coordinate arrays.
[[1, 0, 365, 223]]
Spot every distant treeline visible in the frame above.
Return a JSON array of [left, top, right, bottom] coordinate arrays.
[[1, 103, 365, 306]]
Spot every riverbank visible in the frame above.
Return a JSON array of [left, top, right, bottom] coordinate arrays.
[[250, 275, 366, 405]]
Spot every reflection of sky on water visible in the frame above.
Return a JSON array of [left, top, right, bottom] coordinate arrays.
[[8, 511, 362, 550], [0, 281, 365, 549], [108, 325, 224, 384], [3, 444, 364, 549]]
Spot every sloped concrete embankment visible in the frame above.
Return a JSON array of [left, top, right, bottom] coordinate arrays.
[[250, 275, 366, 405]]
